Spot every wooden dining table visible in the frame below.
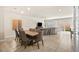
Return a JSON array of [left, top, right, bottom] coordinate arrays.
[[25, 30, 39, 37]]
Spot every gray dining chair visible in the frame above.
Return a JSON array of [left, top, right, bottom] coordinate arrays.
[[14, 29, 20, 41], [35, 28, 44, 49], [19, 30, 33, 48]]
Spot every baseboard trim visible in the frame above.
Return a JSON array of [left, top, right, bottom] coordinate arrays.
[[4, 34, 15, 39]]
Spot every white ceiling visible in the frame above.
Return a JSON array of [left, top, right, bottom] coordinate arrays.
[[3, 6, 73, 18]]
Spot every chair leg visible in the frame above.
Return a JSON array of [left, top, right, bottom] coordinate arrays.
[[24, 42, 27, 48], [24, 45, 27, 48], [42, 40, 44, 46], [19, 39, 21, 43], [15, 37, 17, 41], [15, 37, 18, 41], [37, 42, 40, 49], [21, 41, 23, 46]]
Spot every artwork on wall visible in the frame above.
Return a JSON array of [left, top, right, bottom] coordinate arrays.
[[64, 23, 71, 31], [12, 19, 22, 30]]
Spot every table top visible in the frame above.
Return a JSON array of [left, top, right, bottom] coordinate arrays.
[[25, 30, 39, 37]]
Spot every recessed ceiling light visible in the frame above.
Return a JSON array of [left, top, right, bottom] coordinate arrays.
[[27, 8, 31, 11], [58, 9, 62, 12], [14, 8, 16, 10], [20, 11, 24, 14], [13, 8, 17, 11]]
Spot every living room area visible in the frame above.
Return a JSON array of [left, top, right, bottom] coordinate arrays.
[[0, 6, 74, 52]]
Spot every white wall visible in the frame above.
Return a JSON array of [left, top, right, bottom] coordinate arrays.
[[3, 9, 44, 38], [45, 17, 73, 32], [0, 7, 4, 33], [21, 16, 44, 30], [3, 11, 22, 38], [2, 7, 73, 38], [0, 7, 4, 39], [3, 11, 73, 38], [55, 17, 73, 30]]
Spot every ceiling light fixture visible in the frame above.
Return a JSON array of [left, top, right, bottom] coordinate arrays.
[[27, 8, 31, 11], [20, 11, 24, 14], [58, 9, 62, 12], [13, 8, 17, 12]]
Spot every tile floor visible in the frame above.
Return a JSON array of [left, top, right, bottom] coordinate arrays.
[[0, 35, 73, 52], [16, 35, 73, 52]]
